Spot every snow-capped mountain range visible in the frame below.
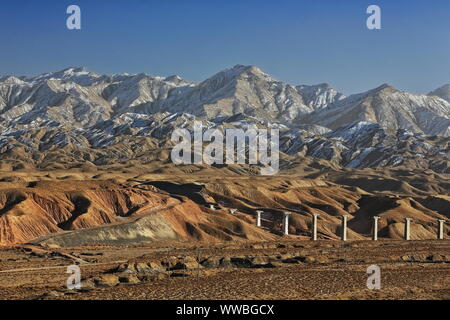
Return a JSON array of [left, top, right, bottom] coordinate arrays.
[[0, 65, 449, 173]]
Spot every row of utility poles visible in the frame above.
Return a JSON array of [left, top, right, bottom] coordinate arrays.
[[251, 210, 447, 241]]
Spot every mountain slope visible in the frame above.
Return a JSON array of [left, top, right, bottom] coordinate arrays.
[[296, 83, 345, 110], [141, 65, 321, 122], [301, 84, 450, 136], [428, 84, 450, 103], [0, 66, 448, 174], [0, 68, 195, 126]]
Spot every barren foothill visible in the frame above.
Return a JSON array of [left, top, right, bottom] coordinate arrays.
[[0, 168, 448, 300]]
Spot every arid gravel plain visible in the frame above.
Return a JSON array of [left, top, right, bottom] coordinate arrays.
[[0, 240, 448, 300]]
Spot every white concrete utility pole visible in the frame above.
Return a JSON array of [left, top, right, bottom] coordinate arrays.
[[373, 216, 380, 241], [283, 212, 291, 236], [256, 211, 263, 227], [438, 219, 446, 240], [341, 215, 349, 241], [404, 218, 412, 241], [312, 213, 319, 241]]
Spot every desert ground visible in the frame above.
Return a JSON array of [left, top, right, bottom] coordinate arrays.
[[0, 240, 449, 300], [0, 167, 448, 300]]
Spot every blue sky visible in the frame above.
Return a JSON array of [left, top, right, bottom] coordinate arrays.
[[0, 0, 449, 94]]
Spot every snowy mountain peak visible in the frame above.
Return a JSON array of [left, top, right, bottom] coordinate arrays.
[[428, 84, 450, 102], [298, 83, 331, 90], [368, 83, 398, 94], [62, 66, 89, 74], [26, 67, 104, 86], [164, 75, 182, 82], [301, 82, 450, 136], [164, 75, 192, 86], [0, 76, 26, 85], [0, 66, 449, 173], [0, 66, 449, 138], [215, 65, 270, 81], [230, 64, 263, 73]]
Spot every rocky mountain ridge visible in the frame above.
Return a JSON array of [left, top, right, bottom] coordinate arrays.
[[0, 65, 449, 173]]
